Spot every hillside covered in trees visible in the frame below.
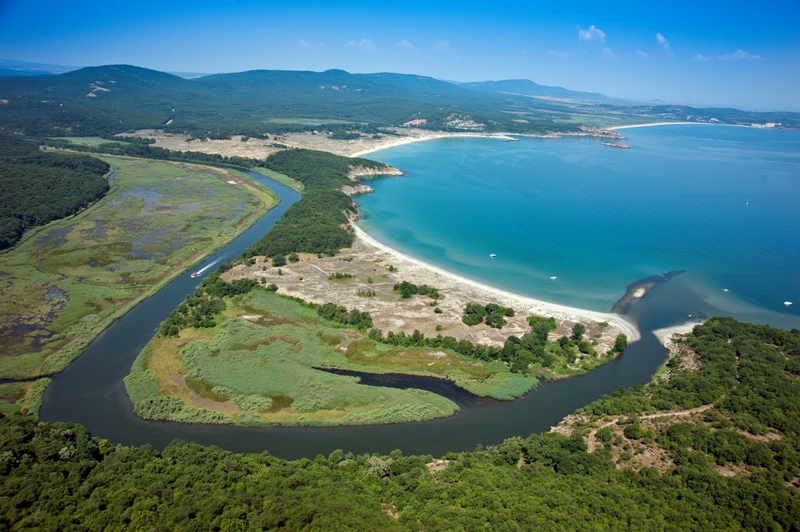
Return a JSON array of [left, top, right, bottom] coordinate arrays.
[[1, 318, 798, 530], [2, 65, 796, 140], [0, 134, 109, 249], [245, 149, 389, 258]]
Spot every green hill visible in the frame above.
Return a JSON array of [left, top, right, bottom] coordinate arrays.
[[1, 64, 797, 138]]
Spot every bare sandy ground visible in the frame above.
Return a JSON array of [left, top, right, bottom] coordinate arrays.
[[652, 321, 702, 348], [121, 128, 517, 159], [349, 131, 517, 157], [119, 130, 284, 159], [609, 122, 734, 130], [351, 224, 639, 343], [223, 227, 638, 353]]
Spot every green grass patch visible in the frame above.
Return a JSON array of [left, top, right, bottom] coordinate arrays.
[[0, 377, 51, 419], [128, 290, 543, 426], [49, 136, 130, 147], [253, 167, 303, 192], [265, 118, 352, 125]]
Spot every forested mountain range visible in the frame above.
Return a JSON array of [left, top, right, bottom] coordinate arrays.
[[1, 64, 797, 138]]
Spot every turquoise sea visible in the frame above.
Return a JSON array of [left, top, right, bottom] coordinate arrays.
[[357, 125, 800, 331]]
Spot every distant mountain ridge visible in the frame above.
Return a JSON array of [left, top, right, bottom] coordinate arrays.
[[459, 79, 609, 101], [0, 64, 586, 136], [0, 63, 797, 137], [0, 59, 80, 77]]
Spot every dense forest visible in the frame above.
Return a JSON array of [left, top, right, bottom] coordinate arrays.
[[244, 149, 389, 258], [2, 318, 798, 530], [0, 134, 109, 249]]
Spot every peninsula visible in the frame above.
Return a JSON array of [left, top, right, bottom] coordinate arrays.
[[123, 148, 636, 428]]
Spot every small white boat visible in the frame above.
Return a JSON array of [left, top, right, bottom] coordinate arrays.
[[785, 301, 793, 307], [550, 276, 557, 280], [489, 253, 496, 258], [722, 288, 729, 292], [190, 272, 200, 279]]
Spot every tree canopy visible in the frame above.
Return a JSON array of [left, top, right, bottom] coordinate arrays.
[[245, 149, 389, 258]]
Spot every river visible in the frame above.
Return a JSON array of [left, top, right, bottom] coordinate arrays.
[[41, 170, 684, 460]]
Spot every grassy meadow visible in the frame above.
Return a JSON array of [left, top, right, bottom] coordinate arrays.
[[49, 136, 131, 147], [125, 289, 535, 427], [0, 155, 278, 405], [252, 167, 303, 192]]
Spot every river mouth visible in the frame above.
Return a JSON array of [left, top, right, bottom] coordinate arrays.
[[37, 170, 766, 461]]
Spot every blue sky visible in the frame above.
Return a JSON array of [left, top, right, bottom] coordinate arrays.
[[1, 0, 798, 111]]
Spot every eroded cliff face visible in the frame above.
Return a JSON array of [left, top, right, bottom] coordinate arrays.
[[348, 164, 403, 179], [342, 183, 374, 197], [344, 163, 403, 201]]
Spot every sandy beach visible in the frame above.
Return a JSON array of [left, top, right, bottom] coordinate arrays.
[[225, 224, 639, 357], [351, 132, 516, 158], [652, 321, 702, 348], [609, 121, 740, 130], [351, 224, 640, 342], [123, 128, 517, 160]]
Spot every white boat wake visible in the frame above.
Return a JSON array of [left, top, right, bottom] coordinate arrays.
[[191, 256, 224, 278]]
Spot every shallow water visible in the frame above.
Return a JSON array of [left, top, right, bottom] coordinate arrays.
[[357, 125, 800, 330]]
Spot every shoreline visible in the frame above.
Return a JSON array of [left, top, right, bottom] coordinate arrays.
[[652, 321, 702, 348], [351, 223, 640, 342], [610, 122, 702, 130], [609, 121, 749, 130], [351, 123, 731, 158], [351, 132, 516, 158]]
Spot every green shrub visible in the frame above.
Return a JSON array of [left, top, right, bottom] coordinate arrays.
[[597, 426, 613, 443], [462, 303, 514, 328], [233, 394, 273, 412]]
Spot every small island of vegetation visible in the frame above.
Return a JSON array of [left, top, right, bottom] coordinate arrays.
[[122, 147, 638, 427]]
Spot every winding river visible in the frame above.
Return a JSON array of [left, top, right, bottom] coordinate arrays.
[[41, 171, 682, 460]]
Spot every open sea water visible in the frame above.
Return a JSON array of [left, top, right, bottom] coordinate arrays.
[[357, 125, 800, 331]]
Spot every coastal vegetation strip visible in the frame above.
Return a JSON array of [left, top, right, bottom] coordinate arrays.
[[0, 155, 278, 391], [2, 317, 798, 529], [226, 243, 629, 379], [244, 149, 397, 258]]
